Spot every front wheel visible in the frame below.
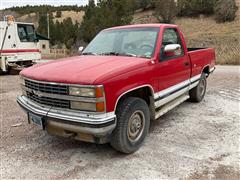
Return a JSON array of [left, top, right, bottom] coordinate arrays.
[[189, 73, 207, 102], [110, 97, 150, 154]]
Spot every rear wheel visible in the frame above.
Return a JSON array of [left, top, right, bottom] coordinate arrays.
[[189, 73, 207, 102], [110, 97, 150, 154]]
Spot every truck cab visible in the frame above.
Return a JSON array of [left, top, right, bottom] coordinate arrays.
[[0, 15, 41, 73]]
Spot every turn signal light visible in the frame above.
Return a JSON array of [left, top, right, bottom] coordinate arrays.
[[96, 102, 105, 112]]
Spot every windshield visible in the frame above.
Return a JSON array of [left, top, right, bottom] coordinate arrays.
[[83, 27, 159, 58], [17, 24, 37, 42]]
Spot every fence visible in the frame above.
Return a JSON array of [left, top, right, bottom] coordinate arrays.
[[41, 48, 74, 59], [48, 48, 72, 59], [215, 41, 240, 65]]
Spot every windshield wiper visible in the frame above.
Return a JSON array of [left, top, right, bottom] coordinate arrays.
[[89, 51, 150, 58], [101, 52, 139, 57], [120, 53, 137, 57], [100, 52, 119, 56], [120, 53, 151, 58], [82, 52, 98, 55]]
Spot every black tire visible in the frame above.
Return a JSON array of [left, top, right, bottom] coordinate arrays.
[[0, 68, 7, 75], [189, 73, 207, 102], [110, 97, 150, 154]]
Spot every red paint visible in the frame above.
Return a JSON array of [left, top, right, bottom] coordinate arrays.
[[188, 48, 215, 76], [0, 49, 40, 53], [20, 24, 215, 112]]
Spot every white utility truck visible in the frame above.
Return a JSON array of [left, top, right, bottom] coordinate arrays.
[[0, 15, 41, 73]]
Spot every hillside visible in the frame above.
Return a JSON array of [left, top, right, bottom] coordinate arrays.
[[15, 10, 85, 26], [1, 0, 239, 64], [52, 11, 85, 24], [132, 1, 240, 65], [178, 0, 240, 65]]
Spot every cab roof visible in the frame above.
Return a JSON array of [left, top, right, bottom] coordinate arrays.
[[104, 24, 178, 31]]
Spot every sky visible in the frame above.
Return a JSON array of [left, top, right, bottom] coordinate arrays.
[[0, 0, 90, 10]]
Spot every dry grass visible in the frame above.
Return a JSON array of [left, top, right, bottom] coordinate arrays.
[[52, 11, 85, 24], [176, 16, 240, 65], [17, 10, 85, 25], [17, 12, 39, 27]]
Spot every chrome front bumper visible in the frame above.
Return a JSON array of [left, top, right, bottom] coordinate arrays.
[[17, 95, 116, 138]]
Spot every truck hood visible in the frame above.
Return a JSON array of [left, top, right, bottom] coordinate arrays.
[[21, 55, 150, 84]]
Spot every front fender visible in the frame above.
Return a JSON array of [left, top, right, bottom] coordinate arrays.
[[103, 67, 156, 112]]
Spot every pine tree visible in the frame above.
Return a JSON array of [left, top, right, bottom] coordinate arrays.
[[37, 15, 48, 36], [79, 0, 133, 43]]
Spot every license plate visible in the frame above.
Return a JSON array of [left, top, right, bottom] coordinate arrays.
[[28, 113, 44, 129]]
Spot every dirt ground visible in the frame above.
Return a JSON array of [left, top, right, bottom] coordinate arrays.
[[0, 66, 240, 179]]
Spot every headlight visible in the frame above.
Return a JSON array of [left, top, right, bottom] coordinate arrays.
[[69, 87, 95, 97], [69, 86, 105, 112], [69, 86, 103, 98], [70, 101, 105, 112]]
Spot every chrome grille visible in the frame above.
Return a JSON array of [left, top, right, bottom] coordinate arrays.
[[26, 92, 70, 108], [24, 79, 70, 108], [25, 79, 68, 95]]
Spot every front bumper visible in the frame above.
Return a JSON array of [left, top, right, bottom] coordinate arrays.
[[17, 95, 116, 142]]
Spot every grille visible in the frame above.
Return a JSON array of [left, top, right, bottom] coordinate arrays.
[[25, 79, 70, 108], [26, 92, 70, 108], [25, 79, 68, 95]]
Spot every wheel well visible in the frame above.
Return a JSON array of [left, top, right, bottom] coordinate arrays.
[[116, 87, 153, 109], [203, 66, 210, 76]]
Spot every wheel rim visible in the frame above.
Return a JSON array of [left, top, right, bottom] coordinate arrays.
[[199, 78, 206, 97], [127, 110, 145, 143]]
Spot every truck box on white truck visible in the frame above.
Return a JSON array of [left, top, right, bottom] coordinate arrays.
[[0, 15, 41, 73]]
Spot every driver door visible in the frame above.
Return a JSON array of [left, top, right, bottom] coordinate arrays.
[[155, 28, 191, 103]]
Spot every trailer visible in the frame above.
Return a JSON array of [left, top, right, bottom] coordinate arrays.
[[0, 15, 41, 73]]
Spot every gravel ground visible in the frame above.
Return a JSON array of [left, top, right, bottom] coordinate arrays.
[[1, 65, 240, 179]]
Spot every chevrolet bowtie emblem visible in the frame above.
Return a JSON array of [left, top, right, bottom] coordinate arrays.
[[32, 90, 41, 97]]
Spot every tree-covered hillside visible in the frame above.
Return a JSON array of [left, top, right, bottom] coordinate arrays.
[[1, 0, 238, 51], [5, 5, 85, 15]]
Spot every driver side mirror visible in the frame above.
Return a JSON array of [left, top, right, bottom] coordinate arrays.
[[79, 46, 84, 53], [164, 44, 181, 56]]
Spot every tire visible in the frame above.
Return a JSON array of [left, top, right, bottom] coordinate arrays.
[[0, 68, 7, 75], [110, 97, 150, 154], [189, 73, 207, 102]]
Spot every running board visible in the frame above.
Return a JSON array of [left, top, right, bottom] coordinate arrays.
[[155, 94, 189, 119]]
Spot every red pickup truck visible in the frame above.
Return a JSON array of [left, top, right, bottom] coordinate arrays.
[[17, 24, 215, 153]]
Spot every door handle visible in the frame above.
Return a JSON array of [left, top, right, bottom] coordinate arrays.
[[184, 62, 190, 66]]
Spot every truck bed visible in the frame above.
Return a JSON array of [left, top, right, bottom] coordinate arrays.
[[188, 48, 215, 77], [187, 48, 206, 52]]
